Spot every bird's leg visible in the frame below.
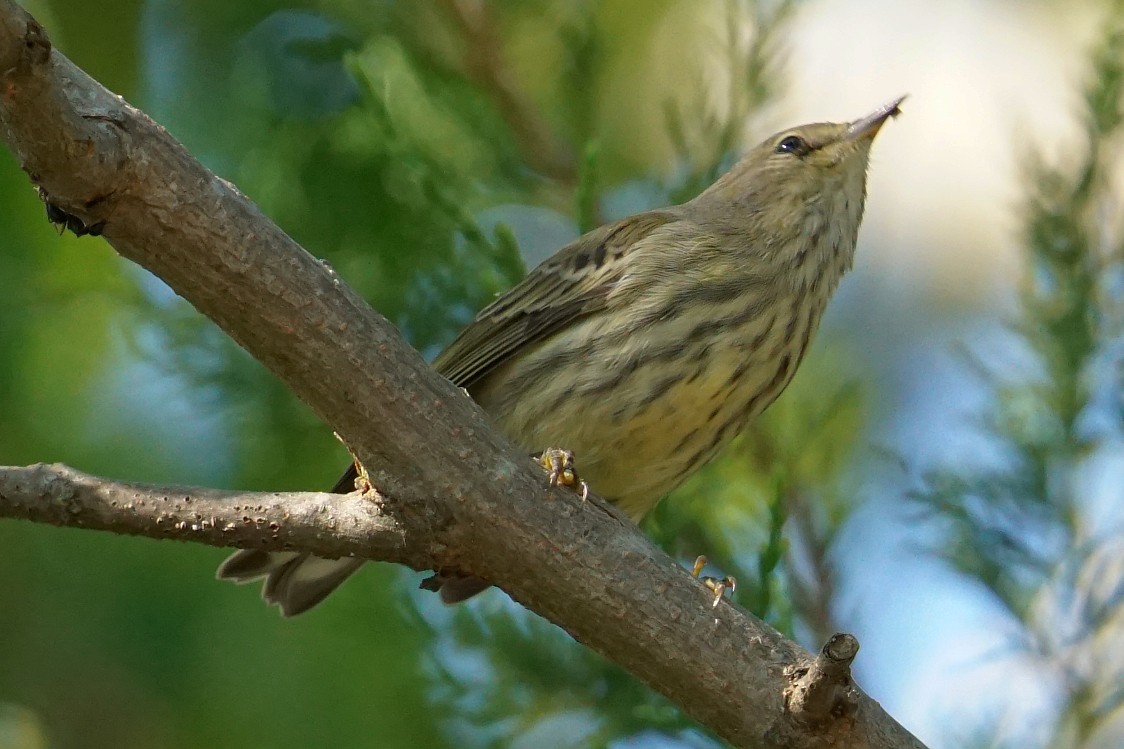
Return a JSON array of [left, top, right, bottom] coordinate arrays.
[[353, 460, 373, 494], [535, 447, 590, 501], [334, 432, 372, 494], [691, 555, 737, 609]]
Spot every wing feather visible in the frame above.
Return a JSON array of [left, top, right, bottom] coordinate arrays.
[[433, 210, 679, 389]]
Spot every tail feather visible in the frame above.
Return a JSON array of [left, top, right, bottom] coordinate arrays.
[[265, 554, 365, 616], [216, 549, 300, 582], [217, 463, 490, 612], [217, 549, 363, 616]]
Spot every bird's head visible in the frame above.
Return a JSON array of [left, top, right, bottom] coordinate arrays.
[[690, 96, 904, 281], [694, 96, 904, 221]]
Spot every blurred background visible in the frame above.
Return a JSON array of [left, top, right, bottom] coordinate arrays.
[[1, 0, 1122, 747]]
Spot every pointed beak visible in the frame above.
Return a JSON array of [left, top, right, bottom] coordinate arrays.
[[845, 95, 907, 141]]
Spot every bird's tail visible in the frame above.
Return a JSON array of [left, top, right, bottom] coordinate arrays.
[[217, 549, 364, 617], [217, 463, 492, 611]]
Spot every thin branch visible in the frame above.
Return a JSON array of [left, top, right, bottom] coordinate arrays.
[[0, 3, 926, 748], [0, 463, 428, 568]]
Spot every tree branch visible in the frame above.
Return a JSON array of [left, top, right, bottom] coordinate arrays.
[[0, 463, 432, 568], [0, 3, 927, 748]]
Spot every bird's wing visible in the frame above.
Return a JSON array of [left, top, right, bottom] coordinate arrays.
[[433, 210, 679, 389]]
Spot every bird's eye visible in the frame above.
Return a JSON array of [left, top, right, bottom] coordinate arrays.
[[775, 135, 808, 155]]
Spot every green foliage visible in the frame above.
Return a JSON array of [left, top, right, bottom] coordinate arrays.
[[0, 1, 875, 748], [430, 602, 708, 748], [915, 19, 1124, 748], [664, 0, 793, 203]]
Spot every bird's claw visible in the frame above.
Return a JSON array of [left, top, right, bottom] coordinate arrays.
[[335, 432, 373, 493], [353, 461, 373, 494], [538, 447, 589, 501], [691, 555, 736, 609]]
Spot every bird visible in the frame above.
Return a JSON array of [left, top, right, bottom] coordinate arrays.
[[217, 96, 904, 615]]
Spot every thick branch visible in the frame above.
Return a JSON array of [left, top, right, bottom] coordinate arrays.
[[0, 4, 926, 748]]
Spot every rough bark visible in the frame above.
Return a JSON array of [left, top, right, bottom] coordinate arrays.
[[0, 463, 427, 567], [0, 3, 928, 748]]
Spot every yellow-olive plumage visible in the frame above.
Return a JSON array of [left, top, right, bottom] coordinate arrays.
[[218, 97, 904, 614]]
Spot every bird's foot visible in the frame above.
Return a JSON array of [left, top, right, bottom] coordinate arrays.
[[691, 555, 736, 609], [334, 432, 373, 494], [536, 447, 589, 501], [353, 460, 373, 494]]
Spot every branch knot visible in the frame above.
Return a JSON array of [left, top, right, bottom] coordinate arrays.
[[20, 14, 49, 67], [783, 632, 861, 725]]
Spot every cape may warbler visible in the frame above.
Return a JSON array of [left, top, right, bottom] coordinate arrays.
[[219, 96, 904, 614]]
